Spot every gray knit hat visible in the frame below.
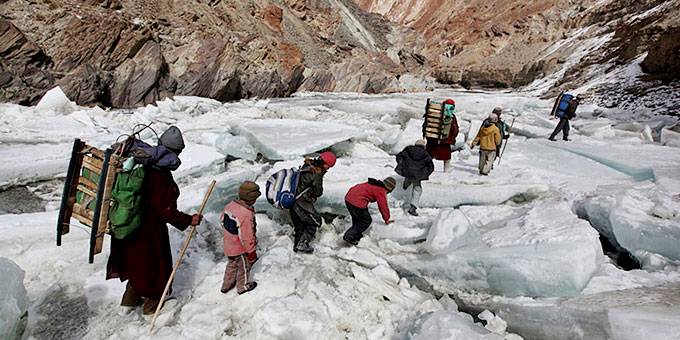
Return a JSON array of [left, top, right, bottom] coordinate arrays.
[[488, 113, 498, 123], [159, 126, 185, 150], [415, 139, 426, 147], [383, 177, 396, 192]]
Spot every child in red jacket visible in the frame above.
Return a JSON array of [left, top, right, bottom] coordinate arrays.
[[220, 181, 260, 295], [342, 177, 396, 245]]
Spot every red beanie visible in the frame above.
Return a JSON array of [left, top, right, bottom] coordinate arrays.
[[319, 152, 336, 167], [444, 99, 455, 106]]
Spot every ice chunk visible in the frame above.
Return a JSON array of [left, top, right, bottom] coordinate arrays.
[[406, 309, 504, 340], [35, 87, 76, 115], [456, 282, 680, 340], [201, 132, 258, 160], [660, 123, 680, 147], [237, 119, 363, 160], [0, 258, 28, 340], [392, 202, 604, 298], [609, 189, 680, 261], [387, 118, 425, 154], [422, 209, 481, 255], [478, 310, 508, 335]]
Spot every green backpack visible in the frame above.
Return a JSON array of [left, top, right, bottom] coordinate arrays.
[[108, 165, 145, 239]]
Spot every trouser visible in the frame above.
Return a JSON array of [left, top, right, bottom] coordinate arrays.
[[549, 118, 570, 140], [479, 149, 496, 174], [290, 203, 322, 247], [343, 201, 373, 243], [221, 254, 252, 293], [403, 179, 422, 208], [121, 281, 160, 315]]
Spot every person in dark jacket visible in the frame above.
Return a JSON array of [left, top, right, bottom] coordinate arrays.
[[425, 98, 459, 173], [343, 177, 396, 245], [395, 139, 434, 216], [290, 151, 336, 253], [107, 126, 203, 316], [549, 97, 579, 141]]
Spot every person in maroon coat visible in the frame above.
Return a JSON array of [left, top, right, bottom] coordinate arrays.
[[342, 177, 396, 245], [107, 126, 202, 316], [425, 98, 459, 173]]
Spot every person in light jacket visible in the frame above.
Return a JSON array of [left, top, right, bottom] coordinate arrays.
[[220, 181, 260, 295], [471, 114, 502, 175]]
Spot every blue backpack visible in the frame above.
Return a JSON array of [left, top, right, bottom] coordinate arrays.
[[265, 167, 310, 209], [553, 93, 574, 118]]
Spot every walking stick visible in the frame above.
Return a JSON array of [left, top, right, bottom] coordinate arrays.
[[148, 179, 216, 334], [497, 118, 515, 165]]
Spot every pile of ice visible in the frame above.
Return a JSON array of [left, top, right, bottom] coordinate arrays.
[[405, 295, 522, 340], [387, 201, 604, 298], [0, 257, 28, 340], [576, 184, 680, 264]]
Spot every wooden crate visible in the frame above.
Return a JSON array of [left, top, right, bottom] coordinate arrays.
[[56, 139, 120, 263]]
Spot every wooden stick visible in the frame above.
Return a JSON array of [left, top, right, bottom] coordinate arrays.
[[497, 118, 515, 166], [148, 180, 216, 334]]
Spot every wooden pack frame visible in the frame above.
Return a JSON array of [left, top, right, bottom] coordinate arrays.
[[56, 139, 121, 263], [423, 99, 447, 139]]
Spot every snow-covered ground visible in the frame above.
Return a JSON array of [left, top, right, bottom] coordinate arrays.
[[1, 87, 679, 340]]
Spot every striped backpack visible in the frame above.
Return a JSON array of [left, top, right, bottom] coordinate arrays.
[[265, 167, 310, 209]]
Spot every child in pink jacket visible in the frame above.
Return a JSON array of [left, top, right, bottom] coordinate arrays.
[[220, 181, 260, 294]]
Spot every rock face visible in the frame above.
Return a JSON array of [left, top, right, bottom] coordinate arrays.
[[355, 0, 680, 115], [1, 0, 678, 113], [0, 0, 432, 107]]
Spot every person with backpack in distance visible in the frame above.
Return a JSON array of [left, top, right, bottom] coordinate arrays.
[[549, 94, 580, 141], [343, 177, 396, 245], [425, 98, 459, 173], [395, 140, 434, 216], [107, 126, 203, 317], [290, 152, 336, 253], [220, 181, 260, 295], [483, 107, 511, 161], [471, 114, 502, 175]]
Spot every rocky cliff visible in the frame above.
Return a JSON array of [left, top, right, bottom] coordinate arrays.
[[1, 0, 678, 115], [0, 0, 432, 107], [355, 0, 680, 116]]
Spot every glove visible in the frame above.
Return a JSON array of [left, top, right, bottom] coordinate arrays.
[[247, 252, 258, 265], [504, 134, 510, 139], [385, 220, 395, 225], [191, 214, 203, 226]]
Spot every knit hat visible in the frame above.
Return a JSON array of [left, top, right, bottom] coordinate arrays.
[[319, 151, 336, 167], [444, 99, 455, 106], [159, 126, 185, 150], [488, 113, 498, 123], [238, 181, 261, 201], [383, 177, 396, 192], [493, 107, 502, 114], [415, 139, 426, 147]]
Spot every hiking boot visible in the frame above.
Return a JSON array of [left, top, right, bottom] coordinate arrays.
[[294, 240, 314, 253], [238, 282, 257, 295], [563, 138, 570, 141], [407, 205, 418, 216], [548, 138, 556, 141], [118, 305, 137, 316], [142, 297, 177, 320], [342, 234, 359, 246]]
